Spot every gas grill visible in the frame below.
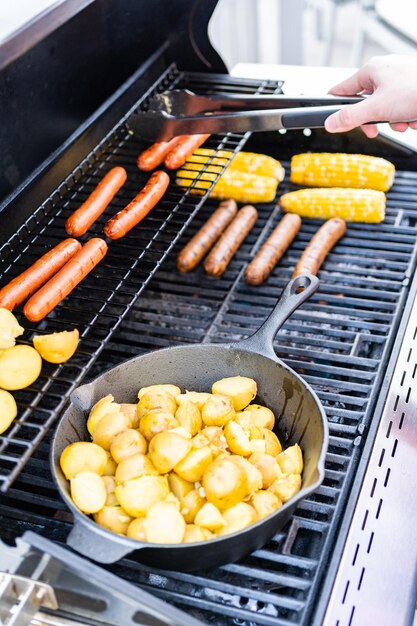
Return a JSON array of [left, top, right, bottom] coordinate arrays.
[[1, 2, 417, 625]]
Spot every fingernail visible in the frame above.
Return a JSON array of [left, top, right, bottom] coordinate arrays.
[[325, 116, 338, 132]]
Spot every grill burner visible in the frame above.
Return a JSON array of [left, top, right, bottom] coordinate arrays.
[[1, 64, 417, 626]]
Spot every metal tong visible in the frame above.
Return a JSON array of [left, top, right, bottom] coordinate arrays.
[[127, 88, 364, 141]]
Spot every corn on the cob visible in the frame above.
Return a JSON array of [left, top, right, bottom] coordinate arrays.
[[176, 150, 283, 204], [290, 153, 395, 192], [280, 188, 385, 223]]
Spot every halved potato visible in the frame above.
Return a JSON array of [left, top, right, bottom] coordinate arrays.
[[0, 389, 17, 434], [212, 376, 257, 411], [148, 431, 192, 473], [202, 457, 248, 510], [138, 384, 181, 400], [70, 471, 107, 514], [219, 502, 258, 535], [248, 427, 282, 456], [175, 400, 202, 436], [248, 452, 281, 488], [230, 455, 263, 495], [110, 429, 147, 463], [137, 391, 177, 420], [115, 453, 158, 484], [241, 404, 275, 430], [168, 473, 194, 500], [224, 421, 252, 456], [177, 391, 211, 409], [251, 490, 282, 519], [92, 412, 131, 450], [144, 501, 186, 544], [115, 475, 169, 517], [139, 410, 178, 441], [0, 308, 24, 349], [0, 345, 42, 390], [94, 506, 132, 535], [127, 517, 147, 541], [194, 502, 225, 531], [33, 329, 79, 363], [276, 444, 303, 474], [268, 474, 302, 502], [87, 395, 122, 436], [180, 488, 206, 523], [60, 441, 108, 479], [201, 394, 235, 427], [174, 446, 213, 482]]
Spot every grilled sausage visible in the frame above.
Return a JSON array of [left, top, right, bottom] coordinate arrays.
[[292, 217, 346, 277], [0, 239, 82, 311], [137, 137, 181, 171], [103, 171, 170, 240], [164, 134, 211, 170], [204, 205, 258, 277], [23, 238, 108, 322], [245, 214, 302, 285], [65, 167, 127, 237], [177, 200, 238, 272]]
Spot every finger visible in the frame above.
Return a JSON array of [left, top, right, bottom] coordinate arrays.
[[361, 124, 379, 138], [408, 121, 417, 130], [328, 67, 374, 96], [390, 122, 409, 132], [324, 98, 381, 133]]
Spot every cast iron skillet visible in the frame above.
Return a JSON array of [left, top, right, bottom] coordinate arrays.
[[51, 274, 329, 571]]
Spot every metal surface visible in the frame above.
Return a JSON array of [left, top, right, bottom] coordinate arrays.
[[51, 275, 328, 570], [322, 277, 417, 626], [0, 572, 57, 626]]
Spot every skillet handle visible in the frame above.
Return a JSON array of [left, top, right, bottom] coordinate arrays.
[[67, 520, 134, 564], [233, 274, 319, 359]]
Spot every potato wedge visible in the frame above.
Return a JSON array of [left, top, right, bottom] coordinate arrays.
[[0, 345, 42, 390], [201, 394, 235, 427], [92, 412, 131, 450], [268, 474, 302, 502], [70, 471, 107, 514], [202, 457, 248, 510], [168, 473, 194, 500], [219, 502, 257, 535], [276, 444, 303, 474], [110, 429, 147, 463], [87, 395, 121, 436], [177, 391, 211, 409], [60, 442, 108, 479], [94, 506, 132, 534], [33, 329, 79, 363], [144, 501, 186, 544], [127, 517, 147, 541], [241, 404, 275, 430], [115, 475, 169, 517], [251, 490, 282, 519], [195, 502, 225, 531], [0, 389, 17, 434], [115, 453, 158, 484], [180, 488, 206, 523], [174, 446, 213, 482], [0, 308, 24, 349], [224, 421, 252, 456], [212, 376, 257, 411], [148, 431, 192, 473], [138, 384, 181, 400], [175, 400, 202, 436], [139, 410, 178, 441], [248, 452, 281, 488]]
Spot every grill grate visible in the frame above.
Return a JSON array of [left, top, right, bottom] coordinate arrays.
[[1, 66, 417, 626], [0, 66, 283, 491]]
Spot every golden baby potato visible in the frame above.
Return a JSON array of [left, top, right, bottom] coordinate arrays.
[[120, 403, 139, 429], [127, 517, 147, 541], [60, 442, 108, 479], [241, 404, 275, 430], [219, 502, 258, 536], [200, 426, 228, 456], [139, 410, 178, 441], [148, 432, 192, 473], [174, 446, 213, 482], [102, 475, 118, 506], [136, 391, 177, 420], [144, 502, 186, 544], [177, 391, 211, 409], [248, 452, 281, 489], [94, 506, 132, 535], [0, 308, 24, 349], [249, 427, 282, 456], [194, 502, 225, 531], [276, 444, 303, 475], [268, 474, 302, 503], [202, 457, 248, 510], [115, 453, 158, 484], [110, 429, 147, 464], [224, 421, 252, 456], [230, 456, 263, 495], [87, 395, 122, 436], [70, 471, 107, 514], [251, 490, 282, 519], [92, 412, 130, 450], [167, 426, 192, 439], [175, 400, 202, 436], [168, 473, 194, 500], [0, 389, 17, 435], [180, 488, 206, 523], [115, 475, 169, 517], [103, 451, 117, 476], [33, 329, 79, 363], [183, 524, 208, 543], [0, 345, 42, 390], [138, 384, 181, 400], [212, 376, 257, 411], [201, 394, 235, 427]]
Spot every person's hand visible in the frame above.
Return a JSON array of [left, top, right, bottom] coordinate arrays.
[[324, 54, 417, 138]]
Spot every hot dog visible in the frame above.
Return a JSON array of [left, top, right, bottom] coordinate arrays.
[[292, 217, 346, 277], [23, 238, 108, 322], [103, 171, 170, 240], [137, 137, 181, 171], [204, 205, 258, 277], [65, 166, 127, 237], [164, 134, 211, 170], [177, 199, 238, 272], [0, 239, 82, 311], [245, 214, 302, 285]]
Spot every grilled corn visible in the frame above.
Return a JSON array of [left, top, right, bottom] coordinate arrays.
[[290, 153, 395, 192], [280, 188, 385, 223]]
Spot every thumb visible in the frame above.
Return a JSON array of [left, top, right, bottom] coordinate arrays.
[[325, 97, 380, 133]]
